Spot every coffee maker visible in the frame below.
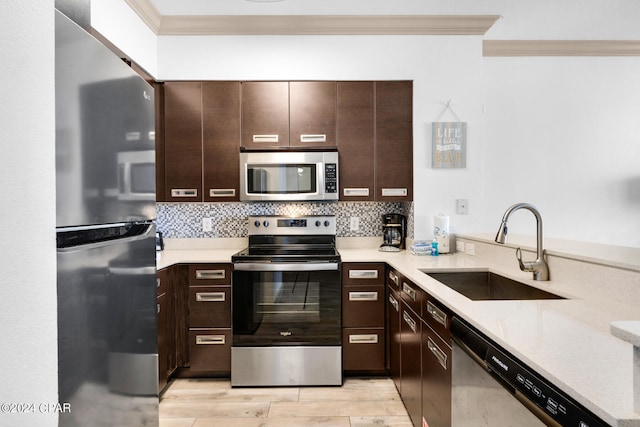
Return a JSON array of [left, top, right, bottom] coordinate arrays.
[[379, 213, 406, 252]]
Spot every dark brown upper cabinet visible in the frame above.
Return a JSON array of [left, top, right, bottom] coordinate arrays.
[[337, 81, 375, 201], [375, 81, 413, 202], [241, 81, 337, 150], [162, 81, 240, 202]]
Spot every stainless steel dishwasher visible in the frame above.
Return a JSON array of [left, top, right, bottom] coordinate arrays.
[[450, 317, 609, 427]]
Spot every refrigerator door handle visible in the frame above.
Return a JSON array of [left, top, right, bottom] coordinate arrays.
[[56, 221, 155, 250]]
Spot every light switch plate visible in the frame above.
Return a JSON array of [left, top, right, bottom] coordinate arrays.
[[202, 217, 213, 232], [350, 217, 360, 231], [465, 242, 476, 255], [456, 240, 465, 253], [456, 199, 469, 215]]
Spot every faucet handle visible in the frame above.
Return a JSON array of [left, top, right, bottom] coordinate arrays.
[[515, 247, 528, 271]]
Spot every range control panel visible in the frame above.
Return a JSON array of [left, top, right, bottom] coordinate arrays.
[[248, 215, 336, 236], [485, 346, 609, 427]]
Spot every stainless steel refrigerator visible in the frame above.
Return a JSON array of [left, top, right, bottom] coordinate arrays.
[[55, 10, 158, 426]]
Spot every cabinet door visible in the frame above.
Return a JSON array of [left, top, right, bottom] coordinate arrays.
[[163, 81, 203, 201], [401, 305, 422, 427], [386, 286, 402, 393], [375, 81, 413, 201], [422, 322, 452, 427], [289, 81, 337, 148], [157, 292, 168, 391], [241, 81, 289, 149], [337, 81, 375, 200], [202, 81, 240, 201]]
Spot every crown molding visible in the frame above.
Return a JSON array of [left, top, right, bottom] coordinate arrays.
[[124, 0, 498, 36], [484, 40, 640, 56]]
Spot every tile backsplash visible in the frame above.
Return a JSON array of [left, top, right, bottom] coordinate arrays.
[[157, 201, 414, 239]]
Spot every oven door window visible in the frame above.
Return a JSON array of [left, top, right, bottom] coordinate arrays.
[[233, 270, 341, 346], [247, 164, 317, 194]]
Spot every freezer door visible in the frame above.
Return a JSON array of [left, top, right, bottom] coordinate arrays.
[[55, 10, 156, 228], [57, 222, 158, 426]]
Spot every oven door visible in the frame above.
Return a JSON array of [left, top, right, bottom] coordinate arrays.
[[232, 263, 341, 346]]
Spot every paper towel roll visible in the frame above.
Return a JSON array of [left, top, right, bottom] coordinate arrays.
[[434, 215, 450, 254]]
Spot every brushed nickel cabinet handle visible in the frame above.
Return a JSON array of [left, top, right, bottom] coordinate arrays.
[[348, 269, 379, 279], [209, 189, 235, 197], [388, 271, 399, 286], [343, 188, 370, 197], [402, 311, 417, 334], [195, 270, 226, 280], [196, 335, 225, 345], [196, 292, 226, 302], [402, 282, 417, 301], [348, 291, 378, 301], [428, 337, 448, 370], [381, 188, 408, 197], [253, 135, 279, 143], [300, 134, 327, 143], [348, 334, 379, 344], [388, 294, 399, 312], [427, 301, 448, 328], [171, 189, 198, 197]]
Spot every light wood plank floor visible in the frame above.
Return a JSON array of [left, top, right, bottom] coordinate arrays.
[[159, 377, 412, 427]]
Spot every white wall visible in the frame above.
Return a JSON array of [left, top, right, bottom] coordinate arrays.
[[156, 35, 485, 240], [482, 57, 640, 247], [0, 2, 58, 427]]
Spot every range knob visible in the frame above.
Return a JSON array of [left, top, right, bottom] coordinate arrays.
[[315, 220, 322, 227], [324, 220, 331, 227], [254, 220, 261, 228], [263, 220, 270, 228]]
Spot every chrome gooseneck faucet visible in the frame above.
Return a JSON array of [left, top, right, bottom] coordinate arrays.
[[495, 203, 549, 281]]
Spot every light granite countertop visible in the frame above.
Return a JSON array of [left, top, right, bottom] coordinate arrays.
[[156, 238, 640, 426]]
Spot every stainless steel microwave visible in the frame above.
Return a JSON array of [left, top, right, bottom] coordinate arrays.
[[239, 151, 338, 202]]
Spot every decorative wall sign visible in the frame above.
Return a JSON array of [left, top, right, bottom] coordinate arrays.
[[432, 122, 467, 168]]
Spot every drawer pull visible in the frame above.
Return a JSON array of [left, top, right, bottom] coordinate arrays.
[[402, 311, 417, 334], [343, 188, 370, 197], [381, 188, 408, 197], [427, 301, 448, 328], [196, 292, 226, 302], [349, 269, 379, 279], [348, 334, 379, 344], [349, 291, 378, 301], [300, 134, 326, 143], [253, 134, 279, 143], [388, 271, 399, 286], [428, 337, 448, 370], [209, 188, 235, 197], [196, 269, 226, 280], [196, 335, 226, 345], [171, 188, 198, 197], [402, 282, 417, 301], [388, 294, 399, 312]]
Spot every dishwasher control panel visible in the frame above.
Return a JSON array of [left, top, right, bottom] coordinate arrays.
[[486, 346, 609, 427]]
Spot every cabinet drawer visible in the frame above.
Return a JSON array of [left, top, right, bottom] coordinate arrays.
[[399, 278, 423, 318], [424, 295, 451, 341], [188, 328, 231, 372], [342, 263, 385, 286], [188, 264, 231, 285], [188, 286, 231, 327], [342, 285, 384, 328], [342, 328, 385, 372]]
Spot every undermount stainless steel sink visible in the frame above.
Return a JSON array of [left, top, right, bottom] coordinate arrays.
[[423, 271, 565, 301]]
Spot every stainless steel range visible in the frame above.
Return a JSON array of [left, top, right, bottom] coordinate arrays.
[[231, 215, 342, 386]]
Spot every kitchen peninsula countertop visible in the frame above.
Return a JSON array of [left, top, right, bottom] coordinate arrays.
[[157, 238, 640, 426]]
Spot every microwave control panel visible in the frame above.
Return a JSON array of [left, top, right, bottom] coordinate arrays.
[[324, 163, 337, 193]]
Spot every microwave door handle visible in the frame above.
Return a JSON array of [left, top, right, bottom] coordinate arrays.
[[119, 162, 131, 194]]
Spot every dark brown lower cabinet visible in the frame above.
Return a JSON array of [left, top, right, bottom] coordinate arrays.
[[422, 322, 452, 427], [188, 329, 232, 372], [400, 304, 422, 427], [342, 328, 385, 372], [386, 285, 402, 393]]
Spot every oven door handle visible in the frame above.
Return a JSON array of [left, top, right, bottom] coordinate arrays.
[[233, 262, 340, 272]]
